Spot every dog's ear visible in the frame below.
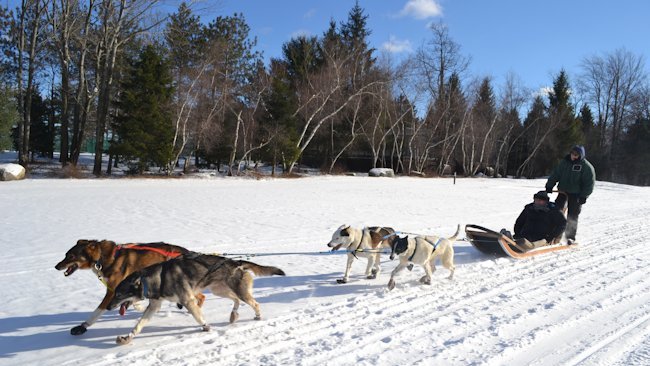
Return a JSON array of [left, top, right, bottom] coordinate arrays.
[[76, 239, 90, 245], [341, 227, 350, 237]]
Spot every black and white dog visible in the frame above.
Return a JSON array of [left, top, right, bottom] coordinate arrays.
[[387, 225, 460, 290]]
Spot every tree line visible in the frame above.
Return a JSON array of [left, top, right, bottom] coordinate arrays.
[[0, 1, 649, 184]]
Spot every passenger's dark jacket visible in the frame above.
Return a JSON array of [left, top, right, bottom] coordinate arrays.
[[514, 202, 567, 242]]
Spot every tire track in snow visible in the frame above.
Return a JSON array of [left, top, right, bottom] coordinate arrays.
[[89, 211, 649, 365]]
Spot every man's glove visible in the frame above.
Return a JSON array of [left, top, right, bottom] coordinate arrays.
[[578, 196, 587, 204], [546, 187, 553, 193]]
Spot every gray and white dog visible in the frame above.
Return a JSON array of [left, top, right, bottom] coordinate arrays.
[[107, 253, 285, 345], [387, 225, 460, 290]]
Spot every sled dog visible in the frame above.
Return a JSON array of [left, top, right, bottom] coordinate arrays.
[[327, 225, 395, 283], [107, 253, 285, 345], [387, 225, 460, 290], [55, 239, 204, 335]]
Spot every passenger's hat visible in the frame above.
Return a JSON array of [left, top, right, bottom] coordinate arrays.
[[533, 190, 549, 201]]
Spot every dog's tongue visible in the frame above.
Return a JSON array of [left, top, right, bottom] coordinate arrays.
[[119, 303, 127, 316]]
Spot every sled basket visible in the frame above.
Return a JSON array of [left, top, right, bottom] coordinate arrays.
[[465, 224, 574, 259]]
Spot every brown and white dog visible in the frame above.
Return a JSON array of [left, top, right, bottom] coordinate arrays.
[[327, 225, 395, 283], [55, 240, 205, 335], [387, 225, 460, 290]]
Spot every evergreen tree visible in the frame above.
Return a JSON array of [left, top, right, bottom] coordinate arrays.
[[621, 118, 650, 185], [260, 59, 300, 173], [0, 85, 17, 150], [27, 91, 54, 157], [282, 36, 323, 84], [111, 45, 175, 174], [519, 95, 548, 177], [339, 1, 375, 81], [548, 70, 582, 155], [164, 2, 204, 72], [204, 13, 261, 88]]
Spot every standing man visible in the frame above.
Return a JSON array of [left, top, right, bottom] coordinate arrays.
[[545, 145, 596, 244]]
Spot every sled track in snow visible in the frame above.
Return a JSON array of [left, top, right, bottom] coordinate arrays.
[[87, 213, 650, 366]]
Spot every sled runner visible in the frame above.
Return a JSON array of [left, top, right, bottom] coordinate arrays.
[[464, 224, 575, 259]]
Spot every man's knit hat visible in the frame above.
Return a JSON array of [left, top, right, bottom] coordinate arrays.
[[534, 190, 549, 201]]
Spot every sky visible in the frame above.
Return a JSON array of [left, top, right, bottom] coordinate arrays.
[[2, 0, 648, 95], [176, 0, 650, 93]]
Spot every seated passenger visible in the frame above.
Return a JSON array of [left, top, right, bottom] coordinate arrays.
[[510, 191, 567, 249]]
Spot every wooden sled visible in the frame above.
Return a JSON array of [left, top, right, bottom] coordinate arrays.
[[465, 224, 574, 259]]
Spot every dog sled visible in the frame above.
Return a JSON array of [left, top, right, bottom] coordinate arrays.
[[464, 224, 574, 259]]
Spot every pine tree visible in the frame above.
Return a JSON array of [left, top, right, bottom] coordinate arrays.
[[111, 46, 175, 174], [548, 70, 582, 155], [282, 36, 323, 84], [0, 85, 17, 150], [621, 118, 650, 185], [260, 60, 300, 174], [165, 2, 204, 72], [339, 1, 375, 84]]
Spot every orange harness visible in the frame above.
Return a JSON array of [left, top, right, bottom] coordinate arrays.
[[114, 244, 183, 259]]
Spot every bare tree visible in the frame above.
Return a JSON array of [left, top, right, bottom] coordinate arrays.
[[578, 48, 647, 179], [493, 71, 528, 177], [288, 49, 382, 174], [91, 0, 161, 176], [14, 0, 48, 167]]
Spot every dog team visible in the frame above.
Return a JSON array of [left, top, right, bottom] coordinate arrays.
[[56, 224, 459, 345]]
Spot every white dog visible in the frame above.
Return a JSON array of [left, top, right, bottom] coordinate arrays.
[[327, 225, 395, 283], [387, 225, 460, 290]]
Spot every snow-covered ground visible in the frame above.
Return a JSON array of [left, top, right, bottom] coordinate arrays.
[[1, 174, 649, 365]]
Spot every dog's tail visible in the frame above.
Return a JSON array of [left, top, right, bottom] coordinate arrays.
[[238, 261, 286, 277], [448, 224, 461, 242]]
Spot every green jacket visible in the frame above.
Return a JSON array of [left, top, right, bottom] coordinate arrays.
[[545, 155, 595, 198]]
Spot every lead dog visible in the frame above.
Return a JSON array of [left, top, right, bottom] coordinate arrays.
[[387, 225, 460, 290], [55, 239, 204, 335], [107, 252, 285, 345], [327, 225, 395, 283]]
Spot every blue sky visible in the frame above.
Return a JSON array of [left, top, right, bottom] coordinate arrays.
[[184, 0, 649, 92], [3, 0, 648, 93]]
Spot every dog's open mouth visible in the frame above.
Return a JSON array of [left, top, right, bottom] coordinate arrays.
[[330, 244, 343, 251], [119, 301, 132, 316], [64, 263, 79, 276]]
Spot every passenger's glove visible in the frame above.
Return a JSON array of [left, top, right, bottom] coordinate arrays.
[[578, 196, 587, 204]]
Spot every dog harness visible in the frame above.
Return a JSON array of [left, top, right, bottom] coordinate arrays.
[[92, 245, 184, 292], [114, 244, 184, 259], [408, 237, 442, 262]]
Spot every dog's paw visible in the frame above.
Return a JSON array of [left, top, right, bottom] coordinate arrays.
[[366, 274, 377, 279], [70, 324, 87, 336], [254, 315, 262, 321], [387, 279, 396, 291], [407, 264, 414, 271], [419, 277, 431, 285], [201, 324, 211, 332], [229, 311, 239, 323], [336, 278, 348, 284], [115, 334, 133, 345], [176, 303, 184, 310]]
